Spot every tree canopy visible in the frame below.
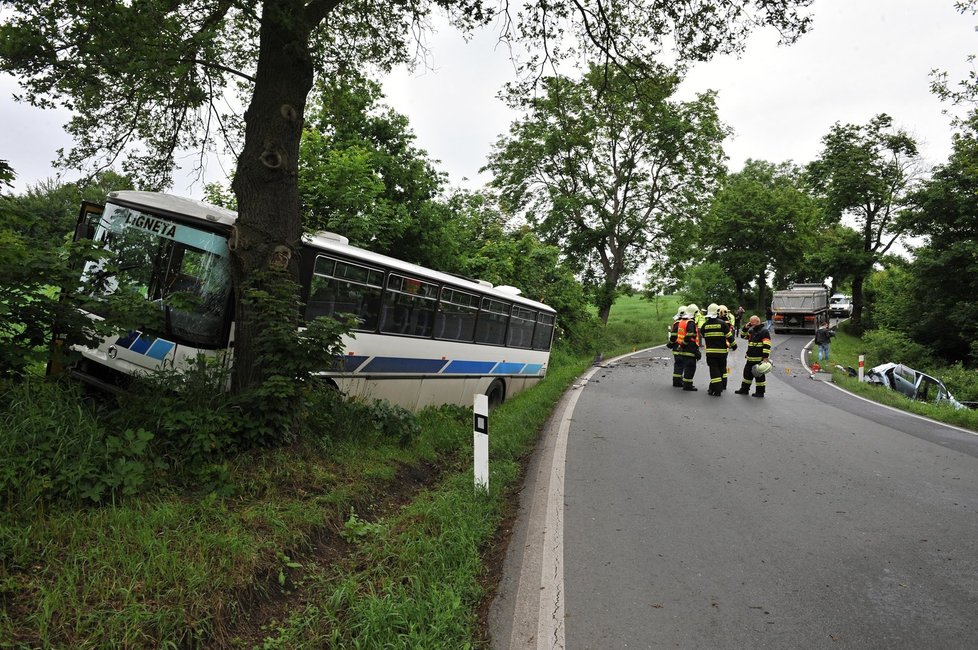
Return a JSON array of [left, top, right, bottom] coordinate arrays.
[[806, 114, 921, 329], [487, 62, 728, 323]]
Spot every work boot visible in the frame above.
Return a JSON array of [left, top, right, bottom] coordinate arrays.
[[734, 388, 749, 395], [752, 393, 764, 398], [683, 385, 699, 391]]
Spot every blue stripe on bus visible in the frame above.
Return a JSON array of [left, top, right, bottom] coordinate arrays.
[[521, 364, 543, 375], [492, 362, 526, 374], [343, 355, 368, 372], [361, 357, 449, 373], [444, 360, 497, 374], [114, 332, 174, 360], [116, 331, 140, 349], [146, 339, 175, 360], [128, 335, 153, 355]]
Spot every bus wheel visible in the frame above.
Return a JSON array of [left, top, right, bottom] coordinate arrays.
[[486, 379, 506, 410]]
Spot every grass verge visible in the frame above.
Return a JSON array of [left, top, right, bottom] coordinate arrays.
[[806, 329, 978, 432], [0, 296, 675, 648]]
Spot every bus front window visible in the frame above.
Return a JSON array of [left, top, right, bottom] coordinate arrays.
[[82, 202, 232, 348]]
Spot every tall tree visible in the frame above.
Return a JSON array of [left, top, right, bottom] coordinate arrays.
[[698, 159, 822, 309], [298, 72, 453, 270], [806, 114, 922, 330], [0, 0, 813, 392], [898, 114, 978, 363], [486, 62, 728, 323]]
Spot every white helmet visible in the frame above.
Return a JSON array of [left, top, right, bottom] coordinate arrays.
[[752, 360, 773, 377], [687, 303, 699, 316], [706, 303, 719, 318]]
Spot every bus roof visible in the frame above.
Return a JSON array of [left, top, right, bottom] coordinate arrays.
[[107, 191, 555, 314], [302, 231, 556, 314], [108, 191, 238, 227]]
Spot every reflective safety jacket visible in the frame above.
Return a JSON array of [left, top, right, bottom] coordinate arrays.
[[740, 324, 772, 362], [670, 317, 699, 356], [701, 317, 733, 355]]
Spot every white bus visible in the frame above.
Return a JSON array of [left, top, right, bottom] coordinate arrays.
[[63, 191, 556, 410]]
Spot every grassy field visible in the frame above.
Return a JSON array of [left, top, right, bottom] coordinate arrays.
[[0, 295, 678, 648]]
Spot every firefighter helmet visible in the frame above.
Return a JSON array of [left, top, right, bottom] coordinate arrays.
[[687, 303, 699, 316], [706, 303, 719, 318], [718, 305, 729, 316], [752, 360, 773, 377]]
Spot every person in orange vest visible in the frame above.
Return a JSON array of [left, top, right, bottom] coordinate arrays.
[[667, 305, 701, 391]]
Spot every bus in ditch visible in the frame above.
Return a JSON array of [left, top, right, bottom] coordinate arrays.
[[62, 191, 556, 410]]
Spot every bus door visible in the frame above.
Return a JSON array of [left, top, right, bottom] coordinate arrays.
[[75, 201, 105, 241]]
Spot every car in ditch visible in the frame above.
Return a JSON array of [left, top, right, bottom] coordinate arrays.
[[862, 362, 965, 410], [829, 294, 852, 317]]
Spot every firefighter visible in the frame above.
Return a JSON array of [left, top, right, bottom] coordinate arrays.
[[735, 315, 772, 398], [718, 305, 737, 390], [667, 306, 700, 390], [701, 304, 734, 396]]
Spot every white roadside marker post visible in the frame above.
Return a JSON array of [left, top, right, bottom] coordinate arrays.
[[858, 354, 865, 382], [474, 394, 489, 493]]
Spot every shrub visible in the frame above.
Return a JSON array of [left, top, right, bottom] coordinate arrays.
[[860, 328, 936, 369], [0, 379, 162, 510]]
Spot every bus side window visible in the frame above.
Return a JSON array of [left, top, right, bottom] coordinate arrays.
[[307, 275, 337, 319], [476, 298, 509, 346], [533, 313, 556, 350]]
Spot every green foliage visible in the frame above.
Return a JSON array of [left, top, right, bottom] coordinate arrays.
[[234, 270, 349, 445], [488, 61, 729, 322], [679, 262, 737, 308], [299, 72, 454, 270], [0, 160, 14, 188], [0, 379, 162, 511], [699, 159, 824, 307], [859, 328, 937, 370], [806, 114, 921, 328], [0, 173, 137, 377]]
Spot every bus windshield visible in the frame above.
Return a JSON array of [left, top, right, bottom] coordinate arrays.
[[82, 201, 232, 348]]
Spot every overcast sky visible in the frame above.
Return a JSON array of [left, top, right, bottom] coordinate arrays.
[[1, 0, 975, 198]]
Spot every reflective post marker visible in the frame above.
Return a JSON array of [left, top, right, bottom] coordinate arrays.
[[474, 394, 489, 492], [858, 354, 865, 382]]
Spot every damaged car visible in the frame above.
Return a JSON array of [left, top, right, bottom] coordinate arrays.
[[863, 362, 965, 410]]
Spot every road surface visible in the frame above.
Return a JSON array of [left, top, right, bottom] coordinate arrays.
[[490, 332, 978, 649]]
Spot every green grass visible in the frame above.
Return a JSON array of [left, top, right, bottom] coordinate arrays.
[[807, 330, 978, 432]]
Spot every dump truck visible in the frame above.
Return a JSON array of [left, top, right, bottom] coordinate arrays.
[[771, 283, 829, 334]]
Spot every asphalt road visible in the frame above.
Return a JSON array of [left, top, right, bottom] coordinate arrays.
[[489, 333, 978, 649]]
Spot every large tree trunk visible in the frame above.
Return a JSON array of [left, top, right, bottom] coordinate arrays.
[[229, 0, 315, 393], [850, 273, 865, 332]]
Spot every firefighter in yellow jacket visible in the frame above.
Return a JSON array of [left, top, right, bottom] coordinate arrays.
[[667, 306, 700, 390], [718, 305, 737, 389], [701, 303, 734, 396], [735, 315, 772, 398]]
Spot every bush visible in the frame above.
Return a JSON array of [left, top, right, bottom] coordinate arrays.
[[860, 328, 937, 369], [937, 362, 978, 403], [0, 379, 162, 510]]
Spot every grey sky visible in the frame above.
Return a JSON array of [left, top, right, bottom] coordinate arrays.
[[1, 0, 975, 197]]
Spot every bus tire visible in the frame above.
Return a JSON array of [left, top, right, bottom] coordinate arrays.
[[486, 379, 506, 410]]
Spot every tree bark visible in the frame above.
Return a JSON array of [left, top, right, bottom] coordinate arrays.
[[229, 0, 315, 393], [850, 273, 865, 332]]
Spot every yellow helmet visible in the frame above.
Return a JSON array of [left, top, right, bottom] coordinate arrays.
[[718, 305, 729, 316]]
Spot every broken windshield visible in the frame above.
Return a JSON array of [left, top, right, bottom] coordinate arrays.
[[81, 202, 232, 348]]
